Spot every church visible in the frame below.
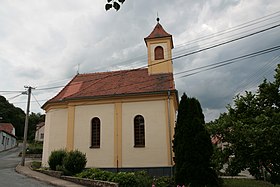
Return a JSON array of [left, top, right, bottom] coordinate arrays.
[[42, 19, 179, 176]]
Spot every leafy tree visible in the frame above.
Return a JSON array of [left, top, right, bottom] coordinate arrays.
[[0, 95, 25, 138], [105, 0, 125, 11], [207, 64, 280, 185], [173, 93, 219, 186]]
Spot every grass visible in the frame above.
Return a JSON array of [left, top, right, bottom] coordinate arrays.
[[223, 178, 280, 187]]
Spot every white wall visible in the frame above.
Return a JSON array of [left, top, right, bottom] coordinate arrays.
[[42, 108, 68, 167], [0, 131, 17, 151]]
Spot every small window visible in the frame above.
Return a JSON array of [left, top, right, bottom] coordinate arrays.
[[40, 133, 44, 139], [91, 117, 101, 148], [154, 46, 164, 60], [2, 136, 5, 145], [134, 115, 145, 147]]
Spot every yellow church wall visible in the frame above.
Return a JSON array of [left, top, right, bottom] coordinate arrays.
[[74, 104, 115, 168], [42, 108, 68, 167], [122, 100, 169, 167]]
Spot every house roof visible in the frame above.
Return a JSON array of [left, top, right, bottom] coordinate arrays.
[[144, 22, 174, 48], [0, 123, 14, 135], [43, 68, 176, 107], [36, 122, 45, 131]]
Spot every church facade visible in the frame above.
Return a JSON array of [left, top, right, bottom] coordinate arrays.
[[42, 20, 178, 175]]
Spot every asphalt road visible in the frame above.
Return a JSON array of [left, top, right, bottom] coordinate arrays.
[[0, 145, 54, 187]]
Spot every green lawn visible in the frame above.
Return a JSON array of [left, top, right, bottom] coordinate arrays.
[[223, 178, 280, 187]]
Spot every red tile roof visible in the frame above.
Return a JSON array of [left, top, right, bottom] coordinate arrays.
[[44, 68, 176, 105], [144, 23, 174, 48], [0, 123, 14, 135], [145, 23, 172, 39]]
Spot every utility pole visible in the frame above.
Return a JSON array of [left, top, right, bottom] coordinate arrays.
[[21, 86, 34, 166]]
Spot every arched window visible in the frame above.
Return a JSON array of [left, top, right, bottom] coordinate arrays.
[[91, 117, 100, 148], [154, 46, 164, 60], [134, 115, 145, 147]]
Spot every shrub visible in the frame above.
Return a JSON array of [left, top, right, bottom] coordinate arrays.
[[110, 172, 138, 187], [48, 149, 67, 171], [27, 142, 43, 154], [31, 161, 41, 169], [154, 176, 174, 187], [63, 150, 87, 175]]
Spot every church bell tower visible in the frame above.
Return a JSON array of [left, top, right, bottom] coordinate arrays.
[[144, 18, 174, 75]]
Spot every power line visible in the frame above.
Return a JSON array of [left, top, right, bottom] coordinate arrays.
[[175, 45, 280, 76], [33, 11, 280, 89], [31, 92, 42, 108], [33, 23, 280, 93], [7, 93, 23, 101], [234, 55, 279, 94]]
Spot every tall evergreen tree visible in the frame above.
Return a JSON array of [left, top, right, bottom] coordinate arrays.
[[173, 93, 218, 186]]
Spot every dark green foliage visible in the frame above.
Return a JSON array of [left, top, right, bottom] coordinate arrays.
[[207, 64, 280, 185], [48, 149, 67, 171], [110, 172, 137, 187], [31, 161, 41, 169], [63, 150, 87, 175], [105, 0, 125, 11], [154, 176, 175, 187], [26, 142, 43, 154], [0, 95, 25, 137], [76, 169, 157, 187], [173, 93, 219, 186]]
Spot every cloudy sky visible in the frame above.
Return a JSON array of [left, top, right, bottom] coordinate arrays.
[[0, 0, 279, 122]]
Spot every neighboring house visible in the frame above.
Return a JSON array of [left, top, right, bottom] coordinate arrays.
[[0, 123, 17, 151], [42, 20, 179, 176], [35, 122, 45, 142]]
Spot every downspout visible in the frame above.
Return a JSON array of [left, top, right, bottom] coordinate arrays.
[[167, 90, 173, 176]]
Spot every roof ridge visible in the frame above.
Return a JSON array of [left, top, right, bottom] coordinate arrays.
[[77, 68, 148, 76]]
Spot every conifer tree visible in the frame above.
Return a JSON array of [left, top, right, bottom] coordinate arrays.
[[173, 93, 219, 186]]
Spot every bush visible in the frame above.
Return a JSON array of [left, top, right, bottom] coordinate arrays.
[[31, 161, 41, 169], [110, 172, 137, 187], [27, 142, 43, 154], [48, 149, 67, 171], [63, 150, 87, 175], [154, 176, 174, 187], [76, 169, 174, 187]]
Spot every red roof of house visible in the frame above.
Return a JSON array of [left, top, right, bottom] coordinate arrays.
[[44, 68, 176, 106], [36, 122, 45, 131], [0, 123, 14, 135], [144, 22, 174, 48]]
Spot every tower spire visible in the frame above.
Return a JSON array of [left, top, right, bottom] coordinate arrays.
[[156, 13, 160, 23]]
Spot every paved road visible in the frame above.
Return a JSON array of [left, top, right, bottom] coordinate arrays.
[[0, 145, 54, 187]]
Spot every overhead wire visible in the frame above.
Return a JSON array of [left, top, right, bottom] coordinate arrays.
[[234, 55, 279, 94], [33, 22, 280, 93], [33, 10, 280, 89]]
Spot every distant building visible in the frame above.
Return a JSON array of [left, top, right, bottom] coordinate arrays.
[[42, 20, 178, 176], [35, 122, 45, 142], [0, 123, 17, 151]]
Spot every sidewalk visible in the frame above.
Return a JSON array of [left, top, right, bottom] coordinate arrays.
[[15, 161, 85, 187]]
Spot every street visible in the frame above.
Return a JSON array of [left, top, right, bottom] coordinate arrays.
[[0, 145, 54, 187]]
